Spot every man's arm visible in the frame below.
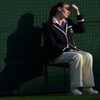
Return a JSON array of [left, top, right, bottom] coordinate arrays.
[[71, 4, 85, 33]]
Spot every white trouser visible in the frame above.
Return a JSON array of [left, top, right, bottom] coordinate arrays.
[[52, 50, 95, 88]]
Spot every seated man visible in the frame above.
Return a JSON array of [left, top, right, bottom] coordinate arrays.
[[43, 2, 98, 95]]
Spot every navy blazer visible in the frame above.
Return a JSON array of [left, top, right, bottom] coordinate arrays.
[[43, 15, 85, 61]]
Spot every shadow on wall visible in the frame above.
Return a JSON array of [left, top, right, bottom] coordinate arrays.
[[0, 13, 43, 92]]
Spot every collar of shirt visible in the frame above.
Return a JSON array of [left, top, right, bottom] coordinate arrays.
[[52, 16, 67, 27], [52, 16, 68, 33]]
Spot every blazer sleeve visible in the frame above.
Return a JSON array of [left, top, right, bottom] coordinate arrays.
[[68, 15, 85, 33]]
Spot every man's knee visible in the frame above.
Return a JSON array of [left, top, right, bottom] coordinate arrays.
[[85, 52, 93, 60], [73, 53, 83, 61]]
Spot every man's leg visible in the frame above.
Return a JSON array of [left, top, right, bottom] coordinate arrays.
[[52, 51, 84, 95], [76, 51, 98, 94]]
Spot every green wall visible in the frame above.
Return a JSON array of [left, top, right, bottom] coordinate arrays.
[[0, 0, 100, 94]]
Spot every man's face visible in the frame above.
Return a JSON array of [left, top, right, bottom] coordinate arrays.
[[59, 4, 71, 18]]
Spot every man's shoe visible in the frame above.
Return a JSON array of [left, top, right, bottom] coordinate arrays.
[[70, 88, 82, 95], [83, 87, 98, 95]]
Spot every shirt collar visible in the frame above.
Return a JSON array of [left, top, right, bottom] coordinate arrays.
[[52, 16, 67, 26]]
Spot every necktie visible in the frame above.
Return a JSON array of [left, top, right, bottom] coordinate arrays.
[[61, 20, 68, 33]]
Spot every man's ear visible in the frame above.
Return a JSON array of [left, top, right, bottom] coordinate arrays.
[[58, 7, 61, 11]]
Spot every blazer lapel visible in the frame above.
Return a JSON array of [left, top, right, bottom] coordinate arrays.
[[52, 23, 67, 36]]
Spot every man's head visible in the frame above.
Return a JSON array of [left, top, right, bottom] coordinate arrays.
[[49, 2, 71, 21], [56, 2, 71, 19]]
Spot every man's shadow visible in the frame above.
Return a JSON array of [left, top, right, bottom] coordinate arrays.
[[0, 13, 43, 94]]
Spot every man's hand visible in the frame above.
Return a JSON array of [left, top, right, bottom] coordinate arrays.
[[72, 4, 80, 15], [69, 48, 80, 52]]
